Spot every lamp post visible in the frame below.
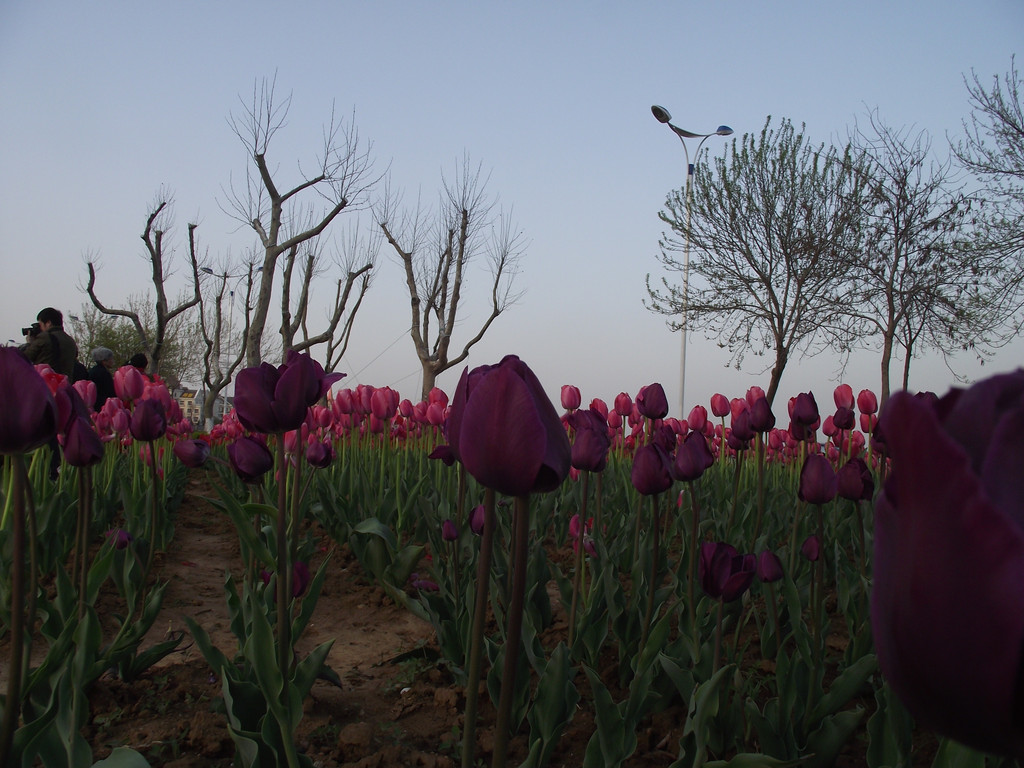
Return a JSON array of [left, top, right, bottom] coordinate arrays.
[[200, 267, 249, 423], [651, 105, 733, 416]]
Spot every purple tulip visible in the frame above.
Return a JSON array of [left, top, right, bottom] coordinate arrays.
[[227, 435, 274, 483], [798, 454, 837, 505], [790, 392, 819, 427], [672, 431, 714, 482], [729, 408, 755, 445], [636, 383, 669, 420], [756, 550, 784, 583], [447, 355, 570, 497], [832, 406, 855, 431], [130, 398, 167, 442], [569, 407, 611, 472], [630, 443, 673, 496], [410, 573, 440, 592], [173, 438, 211, 468], [872, 371, 1024, 757], [427, 444, 457, 466], [469, 504, 485, 535], [800, 534, 821, 562], [749, 396, 776, 433], [836, 457, 874, 501], [106, 528, 133, 550], [234, 351, 344, 435], [305, 440, 334, 469], [0, 347, 57, 454], [292, 561, 312, 598], [699, 541, 757, 602], [63, 415, 104, 467], [441, 518, 458, 542]]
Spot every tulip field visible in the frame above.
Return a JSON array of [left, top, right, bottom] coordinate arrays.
[[1, 347, 1022, 768]]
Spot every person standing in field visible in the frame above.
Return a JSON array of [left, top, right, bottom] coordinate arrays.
[[22, 306, 79, 378]]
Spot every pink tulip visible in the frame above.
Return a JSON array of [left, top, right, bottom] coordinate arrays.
[[560, 384, 582, 412], [710, 393, 730, 418], [833, 383, 854, 410]]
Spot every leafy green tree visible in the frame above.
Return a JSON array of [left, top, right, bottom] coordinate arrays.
[[646, 117, 869, 406], [68, 301, 201, 388]]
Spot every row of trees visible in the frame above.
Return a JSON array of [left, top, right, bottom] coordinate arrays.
[[80, 77, 524, 425], [647, 59, 1024, 406]]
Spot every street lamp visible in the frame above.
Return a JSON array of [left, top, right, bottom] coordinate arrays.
[[651, 105, 733, 417], [200, 267, 250, 422]]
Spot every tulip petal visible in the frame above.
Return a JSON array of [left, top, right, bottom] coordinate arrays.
[[872, 391, 1024, 756]]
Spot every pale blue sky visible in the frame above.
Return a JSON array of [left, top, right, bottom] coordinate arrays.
[[2, 1, 1022, 414]]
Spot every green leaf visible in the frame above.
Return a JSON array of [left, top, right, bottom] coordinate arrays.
[[703, 754, 804, 768], [809, 654, 876, 722], [91, 747, 152, 768], [802, 708, 865, 768], [929, 739, 993, 768]]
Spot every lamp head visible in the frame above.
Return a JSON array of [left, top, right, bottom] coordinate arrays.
[[716, 125, 734, 136], [651, 105, 672, 124], [200, 267, 214, 275]]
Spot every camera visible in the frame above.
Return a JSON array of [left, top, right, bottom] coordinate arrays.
[[22, 322, 41, 338]]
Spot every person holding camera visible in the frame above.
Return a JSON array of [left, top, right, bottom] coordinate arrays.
[[22, 307, 79, 378]]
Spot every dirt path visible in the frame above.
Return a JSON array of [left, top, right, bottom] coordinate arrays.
[[87, 473, 460, 768]]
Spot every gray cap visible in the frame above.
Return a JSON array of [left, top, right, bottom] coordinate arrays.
[[92, 347, 114, 363]]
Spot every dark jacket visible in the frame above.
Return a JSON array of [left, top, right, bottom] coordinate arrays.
[[23, 327, 79, 378], [89, 363, 117, 409]]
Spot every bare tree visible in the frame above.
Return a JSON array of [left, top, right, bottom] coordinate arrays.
[[278, 221, 378, 369], [952, 57, 1024, 338], [223, 76, 378, 367], [646, 117, 869, 405], [196, 261, 257, 427], [84, 192, 202, 377], [376, 156, 525, 400], [68, 301, 200, 387], [845, 112, 980, 403]]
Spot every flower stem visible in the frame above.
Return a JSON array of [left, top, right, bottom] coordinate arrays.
[[461, 488, 495, 768], [492, 495, 531, 768], [568, 472, 589, 649], [639, 493, 661, 654]]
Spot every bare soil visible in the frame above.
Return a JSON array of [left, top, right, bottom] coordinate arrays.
[[68, 474, 926, 767]]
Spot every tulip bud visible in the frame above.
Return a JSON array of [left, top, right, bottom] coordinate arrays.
[[837, 457, 874, 501], [441, 519, 458, 542], [709, 393, 730, 418], [228, 435, 274, 483], [857, 389, 878, 415], [106, 528, 133, 550], [756, 550, 784, 583], [560, 384, 582, 412], [292, 561, 312, 598], [800, 535, 821, 561], [469, 504, 485, 535], [0, 348, 58, 455], [630, 443, 673, 496], [64, 416, 104, 467], [833, 384, 854, 410], [173, 438, 211, 468], [798, 453, 837, 505], [307, 440, 334, 469], [613, 392, 633, 417], [130, 398, 167, 442], [636, 383, 669, 420]]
